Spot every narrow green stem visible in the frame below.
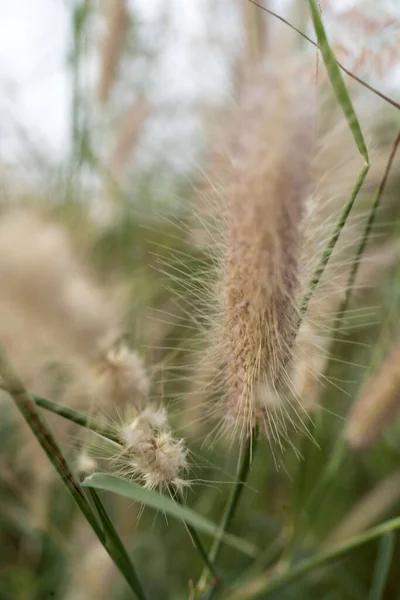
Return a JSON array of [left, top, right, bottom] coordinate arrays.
[[224, 516, 400, 599], [369, 532, 395, 600], [188, 523, 220, 583], [87, 487, 148, 600], [340, 129, 400, 316], [197, 434, 258, 596], [172, 491, 219, 580], [0, 345, 148, 599], [299, 163, 369, 319], [32, 393, 120, 444], [0, 348, 103, 537], [299, 0, 370, 318], [306, 130, 400, 525]]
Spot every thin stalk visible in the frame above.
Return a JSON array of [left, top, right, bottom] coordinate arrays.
[[340, 129, 400, 316], [224, 516, 400, 599], [197, 434, 258, 595], [187, 523, 220, 583], [368, 532, 395, 600], [305, 130, 400, 521], [248, 0, 400, 112], [0, 345, 148, 600], [299, 144, 369, 320], [172, 490, 219, 580], [87, 487, 148, 600], [299, 0, 370, 317], [32, 393, 120, 444]]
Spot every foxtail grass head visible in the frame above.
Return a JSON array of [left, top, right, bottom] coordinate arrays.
[[208, 61, 316, 443]]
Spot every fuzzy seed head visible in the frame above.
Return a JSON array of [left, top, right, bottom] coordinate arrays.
[[119, 405, 188, 491], [135, 432, 188, 491], [97, 344, 150, 408], [213, 62, 315, 439], [345, 340, 400, 448]]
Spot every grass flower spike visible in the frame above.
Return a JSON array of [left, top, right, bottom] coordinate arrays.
[[119, 405, 188, 491], [211, 61, 315, 442]]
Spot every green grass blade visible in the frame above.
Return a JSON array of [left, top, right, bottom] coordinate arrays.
[[300, 164, 369, 317], [299, 1, 370, 317], [368, 532, 395, 600], [0, 346, 148, 600], [83, 473, 258, 558], [224, 516, 400, 599], [308, 0, 368, 162], [86, 487, 148, 600], [0, 347, 103, 538], [32, 393, 120, 443], [197, 434, 258, 596], [341, 129, 400, 315]]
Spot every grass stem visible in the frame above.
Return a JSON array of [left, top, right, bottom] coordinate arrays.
[[197, 433, 258, 596], [0, 345, 148, 599]]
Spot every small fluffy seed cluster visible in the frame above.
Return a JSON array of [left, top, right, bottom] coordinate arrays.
[[94, 343, 150, 409], [119, 405, 188, 491]]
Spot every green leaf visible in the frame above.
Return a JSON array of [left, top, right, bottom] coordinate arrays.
[[83, 473, 258, 558], [369, 532, 395, 600], [308, 0, 368, 162]]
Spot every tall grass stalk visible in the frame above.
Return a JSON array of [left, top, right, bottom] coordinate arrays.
[[224, 516, 400, 599], [0, 345, 148, 600], [197, 434, 258, 596], [201, 2, 372, 593]]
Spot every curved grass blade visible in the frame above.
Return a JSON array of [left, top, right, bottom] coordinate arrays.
[[368, 532, 395, 600], [308, 0, 367, 162], [83, 473, 258, 558], [0, 346, 148, 600], [341, 129, 400, 315], [223, 517, 400, 599], [300, 0, 370, 318]]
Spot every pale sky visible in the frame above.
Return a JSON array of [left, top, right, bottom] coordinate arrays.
[[0, 0, 394, 171]]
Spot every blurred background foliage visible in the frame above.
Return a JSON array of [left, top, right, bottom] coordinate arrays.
[[2, 1, 400, 599]]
